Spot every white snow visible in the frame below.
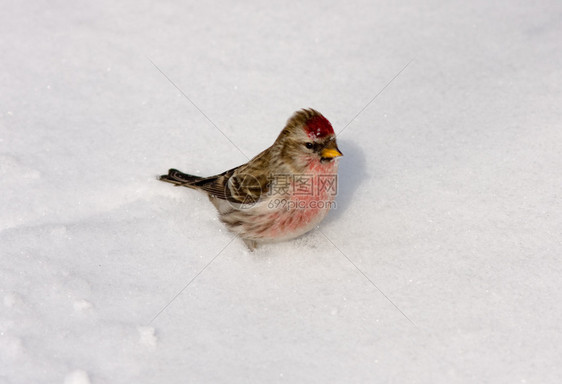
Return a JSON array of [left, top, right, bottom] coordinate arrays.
[[1, 0, 562, 383], [63, 370, 91, 384], [138, 326, 157, 347]]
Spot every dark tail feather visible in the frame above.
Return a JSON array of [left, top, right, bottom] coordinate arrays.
[[159, 168, 204, 188]]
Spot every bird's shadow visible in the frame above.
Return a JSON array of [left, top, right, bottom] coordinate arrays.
[[323, 138, 367, 224]]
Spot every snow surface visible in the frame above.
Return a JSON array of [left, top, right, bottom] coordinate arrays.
[[1, 0, 562, 383]]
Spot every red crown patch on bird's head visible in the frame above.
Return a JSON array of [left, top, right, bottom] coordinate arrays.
[[304, 114, 335, 139]]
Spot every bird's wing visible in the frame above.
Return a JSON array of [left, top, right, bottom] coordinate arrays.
[[198, 150, 272, 204], [160, 148, 273, 204]]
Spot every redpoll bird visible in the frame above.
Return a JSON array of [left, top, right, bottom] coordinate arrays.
[[159, 108, 343, 249]]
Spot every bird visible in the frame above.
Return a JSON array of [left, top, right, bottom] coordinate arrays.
[[159, 108, 343, 250]]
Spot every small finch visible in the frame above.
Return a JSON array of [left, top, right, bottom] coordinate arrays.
[[159, 108, 343, 249]]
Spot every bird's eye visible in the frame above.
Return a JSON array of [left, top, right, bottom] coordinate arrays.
[[305, 142, 314, 149]]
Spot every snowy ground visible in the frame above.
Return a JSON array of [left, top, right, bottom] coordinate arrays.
[[1, 0, 562, 383]]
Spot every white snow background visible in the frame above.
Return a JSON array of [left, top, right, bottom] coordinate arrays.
[[1, 0, 561, 383]]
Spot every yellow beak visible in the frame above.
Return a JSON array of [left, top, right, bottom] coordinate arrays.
[[320, 147, 343, 159]]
